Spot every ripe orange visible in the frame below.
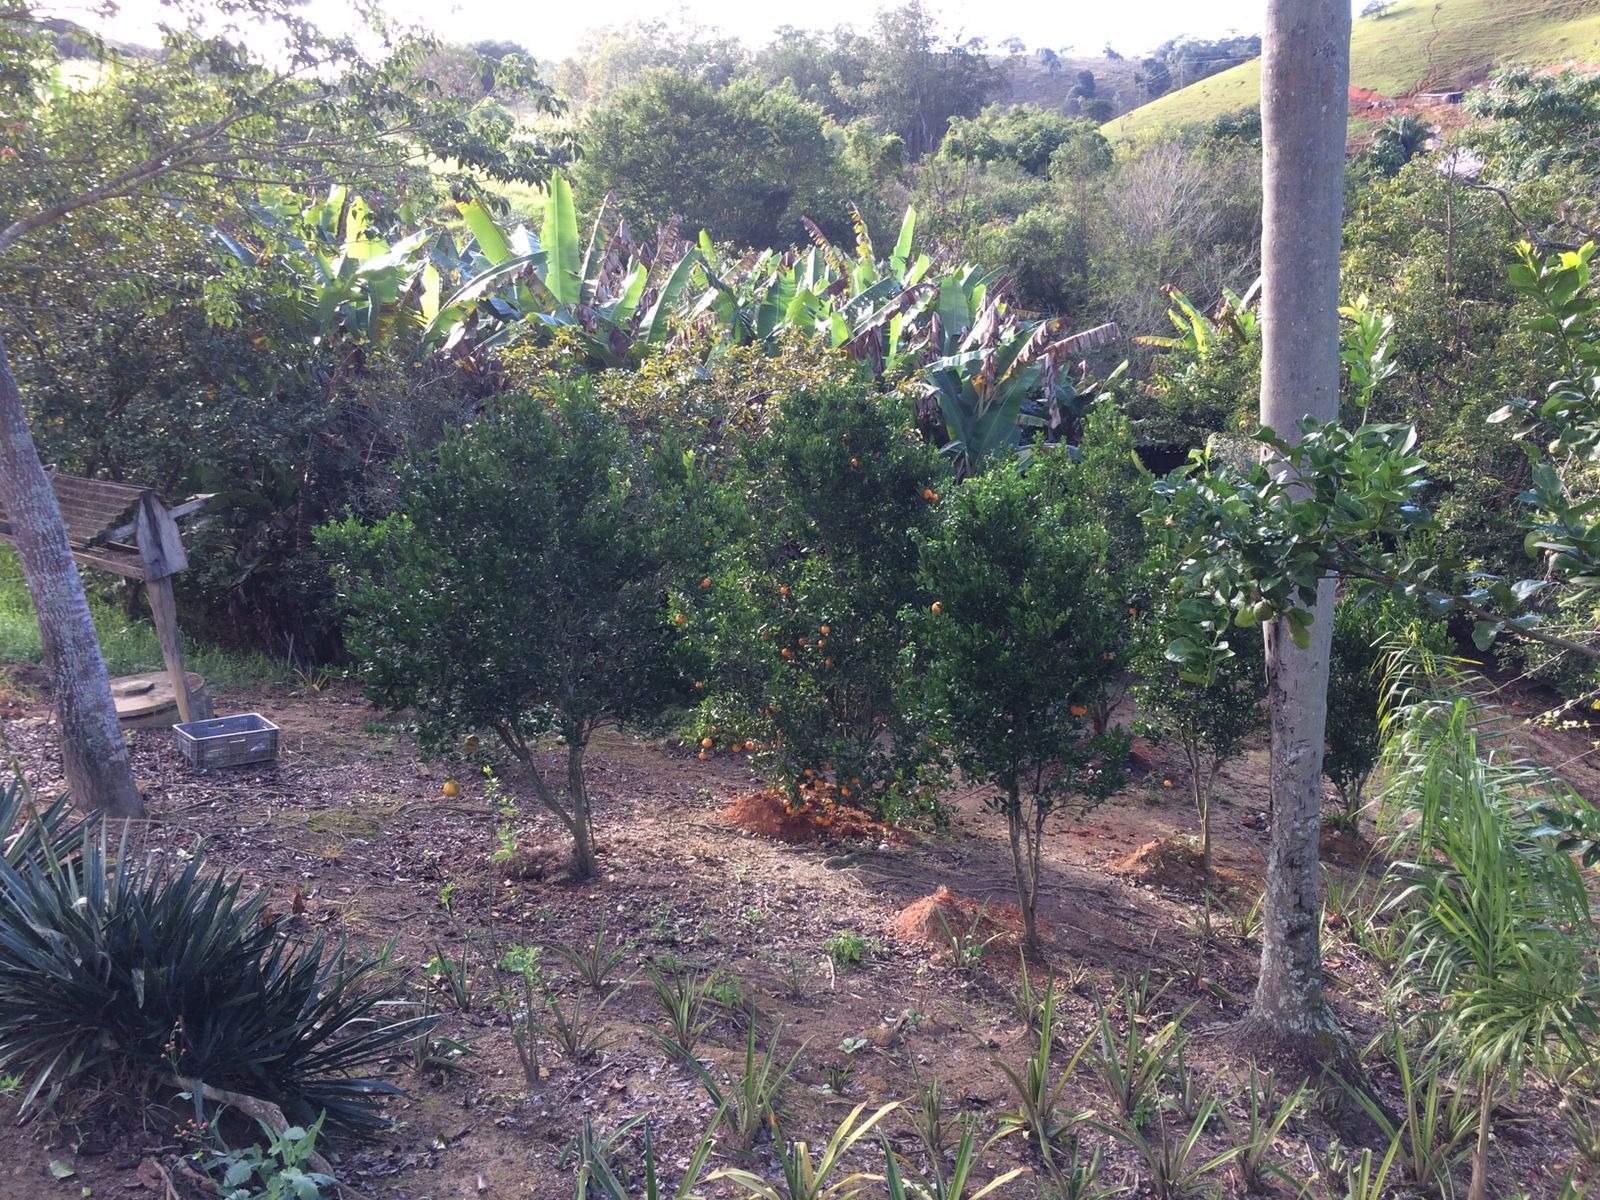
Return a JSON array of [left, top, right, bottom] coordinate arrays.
[[442, 780, 460, 798], [701, 737, 713, 749], [1070, 704, 1087, 717], [698, 751, 709, 761], [816, 638, 826, 648], [820, 624, 830, 635], [744, 740, 755, 751], [1162, 778, 1174, 789], [701, 577, 712, 589], [931, 601, 943, 614], [781, 647, 794, 659], [779, 585, 790, 596], [730, 743, 742, 754], [823, 658, 833, 667], [693, 680, 704, 690], [850, 457, 860, 468], [922, 488, 935, 501], [674, 613, 687, 625], [839, 785, 851, 798]]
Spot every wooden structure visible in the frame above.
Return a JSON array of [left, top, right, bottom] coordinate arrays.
[[0, 473, 204, 723]]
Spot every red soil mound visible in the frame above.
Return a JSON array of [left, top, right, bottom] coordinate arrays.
[[890, 886, 1031, 959], [1108, 837, 1257, 897], [720, 788, 884, 845]]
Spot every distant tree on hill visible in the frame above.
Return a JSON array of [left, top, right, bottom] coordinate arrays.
[[1081, 97, 1114, 122], [940, 103, 1103, 175], [1076, 68, 1096, 96], [834, 1, 999, 157], [576, 70, 845, 248], [1140, 57, 1173, 99], [1036, 47, 1060, 74], [1103, 43, 1123, 61], [1000, 36, 1027, 55], [1368, 114, 1433, 176], [1361, 0, 1397, 17]]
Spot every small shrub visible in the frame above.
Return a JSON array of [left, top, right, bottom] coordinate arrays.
[[204, 1115, 335, 1200], [681, 379, 951, 819], [824, 931, 869, 970], [911, 457, 1128, 950]]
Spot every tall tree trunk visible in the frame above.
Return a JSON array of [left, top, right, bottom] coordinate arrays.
[[0, 328, 143, 817], [1239, 0, 1350, 1055]]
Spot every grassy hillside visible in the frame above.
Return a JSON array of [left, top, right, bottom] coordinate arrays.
[[992, 53, 1151, 122], [1105, 0, 1600, 137]]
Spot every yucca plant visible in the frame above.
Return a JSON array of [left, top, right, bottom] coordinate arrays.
[[546, 914, 629, 993], [1341, 1020, 1473, 1195], [644, 965, 716, 1060], [1218, 1065, 1306, 1192], [992, 976, 1093, 1166], [572, 1111, 718, 1200], [0, 814, 420, 1129], [1095, 1098, 1238, 1200], [676, 1021, 805, 1151], [710, 1101, 897, 1200], [1087, 990, 1188, 1123], [880, 1118, 1025, 1200]]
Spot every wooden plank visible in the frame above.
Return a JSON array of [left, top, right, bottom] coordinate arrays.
[[145, 576, 194, 724], [136, 495, 187, 580]]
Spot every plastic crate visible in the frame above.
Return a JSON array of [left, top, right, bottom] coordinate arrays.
[[173, 713, 279, 769]]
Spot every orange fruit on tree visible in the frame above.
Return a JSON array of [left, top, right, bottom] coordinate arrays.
[[698, 750, 709, 761], [820, 624, 830, 635], [744, 740, 755, 751], [779, 585, 790, 596], [693, 680, 705, 690], [824, 658, 833, 667], [816, 638, 826, 648], [701, 577, 712, 589], [442, 780, 460, 798], [701, 737, 714, 749], [674, 613, 687, 625], [1070, 704, 1088, 717], [922, 488, 935, 501], [781, 647, 794, 659], [931, 601, 943, 614], [850, 457, 860, 468]]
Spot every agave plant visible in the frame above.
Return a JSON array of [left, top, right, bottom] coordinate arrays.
[[0, 804, 422, 1129]]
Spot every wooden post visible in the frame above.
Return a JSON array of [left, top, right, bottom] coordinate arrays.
[[136, 495, 196, 725]]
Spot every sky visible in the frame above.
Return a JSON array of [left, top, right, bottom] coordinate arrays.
[[77, 0, 1272, 61]]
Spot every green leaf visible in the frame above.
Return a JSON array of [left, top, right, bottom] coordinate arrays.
[[540, 173, 581, 307], [457, 198, 514, 265], [48, 1161, 75, 1181]]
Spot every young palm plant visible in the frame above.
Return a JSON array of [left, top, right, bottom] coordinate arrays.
[[1380, 695, 1600, 1200]]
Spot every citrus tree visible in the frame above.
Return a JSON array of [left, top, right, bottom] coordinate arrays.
[[910, 458, 1128, 950], [1131, 556, 1265, 877], [320, 383, 693, 879], [680, 378, 950, 818]]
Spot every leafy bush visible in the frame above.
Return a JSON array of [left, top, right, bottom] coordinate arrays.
[[1324, 592, 1450, 824], [910, 457, 1129, 949], [1132, 544, 1265, 874], [322, 381, 697, 878], [682, 379, 950, 818], [0, 793, 417, 1129]]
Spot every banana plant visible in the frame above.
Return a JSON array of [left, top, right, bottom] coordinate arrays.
[[1134, 278, 1260, 356], [926, 291, 1121, 477], [421, 172, 702, 365]]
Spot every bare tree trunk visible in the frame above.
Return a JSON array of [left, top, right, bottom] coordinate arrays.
[[1238, 0, 1350, 1057], [565, 743, 597, 881], [0, 328, 142, 817]]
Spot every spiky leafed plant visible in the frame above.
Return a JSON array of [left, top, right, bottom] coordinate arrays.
[[1380, 691, 1600, 1200], [0, 797, 421, 1129]]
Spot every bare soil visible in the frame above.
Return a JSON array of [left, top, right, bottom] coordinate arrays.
[[0, 676, 1594, 1199]]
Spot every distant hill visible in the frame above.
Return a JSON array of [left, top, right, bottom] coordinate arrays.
[[1103, 0, 1600, 138], [989, 52, 1154, 123]]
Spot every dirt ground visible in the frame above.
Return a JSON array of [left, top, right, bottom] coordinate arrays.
[[0, 676, 1596, 1200]]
